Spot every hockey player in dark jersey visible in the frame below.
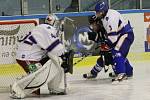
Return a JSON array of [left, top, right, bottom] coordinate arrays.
[[83, 15, 114, 79]]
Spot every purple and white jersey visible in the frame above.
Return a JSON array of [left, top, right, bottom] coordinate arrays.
[[16, 24, 65, 61], [101, 9, 132, 44]]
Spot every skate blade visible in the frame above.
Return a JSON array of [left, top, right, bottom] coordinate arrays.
[[10, 93, 24, 99], [112, 79, 129, 85]]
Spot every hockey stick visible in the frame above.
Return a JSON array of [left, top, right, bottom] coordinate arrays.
[[63, 17, 91, 65], [64, 72, 67, 94], [95, 45, 110, 73], [63, 17, 76, 29], [73, 53, 91, 66], [62, 17, 77, 51], [101, 54, 109, 73]]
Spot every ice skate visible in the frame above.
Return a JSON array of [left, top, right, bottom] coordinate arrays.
[[112, 73, 127, 84], [49, 89, 66, 95], [10, 83, 26, 99], [109, 72, 133, 78], [83, 73, 97, 79], [109, 72, 117, 78]]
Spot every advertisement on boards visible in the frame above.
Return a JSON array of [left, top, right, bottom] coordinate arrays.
[[0, 20, 38, 64], [144, 12, 150, 52]]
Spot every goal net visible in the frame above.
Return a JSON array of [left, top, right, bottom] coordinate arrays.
[[0, 20, 38, 92]]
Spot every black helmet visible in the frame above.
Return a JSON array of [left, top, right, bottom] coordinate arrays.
[[88, 15, 97, 24]]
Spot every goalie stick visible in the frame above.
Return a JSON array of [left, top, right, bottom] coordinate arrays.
[[58, 17, 77, 94], [62, 17, 77, 51], [63, 17, 96, 52], [62, 17, 89, 66]]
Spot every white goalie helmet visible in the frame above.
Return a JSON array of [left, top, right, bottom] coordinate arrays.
[[45, 14, 60, 30]]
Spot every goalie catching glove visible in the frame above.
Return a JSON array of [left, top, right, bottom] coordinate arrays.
[[60, 50, 74, 74]]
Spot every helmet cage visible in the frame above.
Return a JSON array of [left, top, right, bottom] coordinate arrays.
[[45, 14, 60, 30]]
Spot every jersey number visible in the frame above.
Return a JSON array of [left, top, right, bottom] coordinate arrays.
[[20, 32, 37, 45]]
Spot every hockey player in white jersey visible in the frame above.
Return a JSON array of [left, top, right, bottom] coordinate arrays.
[[84, 1, 134, 83], [10, 14, 73, 99]]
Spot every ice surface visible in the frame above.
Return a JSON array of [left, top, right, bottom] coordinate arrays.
[[1, 61, 150, 100]]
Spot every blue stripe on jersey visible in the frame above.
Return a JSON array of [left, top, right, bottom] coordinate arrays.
[[24, 40, 33, 45], [118, 22, 133, 34], [19, 32, 31, 42], [108, 21, 133, 36], [108, 32, 118, 36], [118, 19, 122, 27], [46, 39, 60, 52], [124, 21, 133, 32], [23, 35, 37, 45], [28, 36, 37, 44]]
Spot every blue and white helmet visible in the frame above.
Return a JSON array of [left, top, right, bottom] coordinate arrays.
[[95, 1, 109, 13]]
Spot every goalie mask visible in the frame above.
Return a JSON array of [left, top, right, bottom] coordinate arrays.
[[45, 14, 60, 30]]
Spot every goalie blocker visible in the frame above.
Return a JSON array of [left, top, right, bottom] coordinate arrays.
[[61, 50, 74, 74]]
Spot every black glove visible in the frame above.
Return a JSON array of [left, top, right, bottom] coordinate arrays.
[[60, 50, 74, 74], [87, 32, 98, 41], [103, 51, 113, 66]]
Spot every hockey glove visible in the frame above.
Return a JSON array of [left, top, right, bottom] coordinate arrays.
[[87, 32, 98, 42], [99, 43, 110, 51], [61, 50, 74, 74]]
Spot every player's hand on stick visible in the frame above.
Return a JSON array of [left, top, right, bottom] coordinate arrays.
[[99, 43, 110, 51]]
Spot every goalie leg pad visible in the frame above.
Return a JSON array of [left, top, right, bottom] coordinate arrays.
[[10, 60, 60, 98], [47, 58, 66, 94], [47, 61, 65, 93], [10, 82, 26, 99]]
